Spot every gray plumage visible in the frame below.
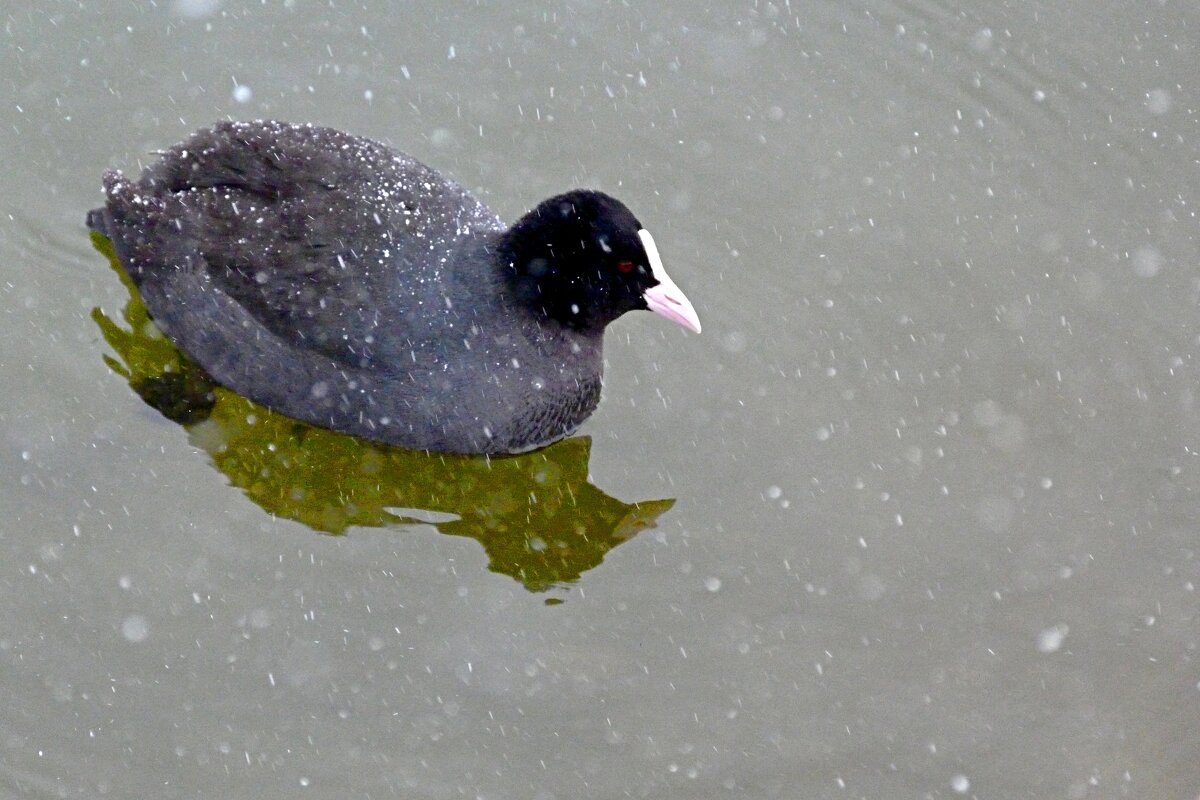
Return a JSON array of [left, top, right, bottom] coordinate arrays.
[[89, 121, 603, 453]]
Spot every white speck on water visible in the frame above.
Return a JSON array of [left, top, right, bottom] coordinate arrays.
[[122, 614, 149, 643], [400, 65, 411, 80], [1131, 244, 1163, 277], [118, 575, 132, 590], [1041, 477, 1054, 489], [721, 331, 747, 354], [704, 577, 722, 592], [951, 774, 971, 794], [973, 400, 1003, 427], [310, 381, 329, 399], [1038, 232, 1063, 254], [299, 777, 310, 788], [173, 0, 221, 19], [859, 573, 886, 601], [1037, 624, 1068, 653], [1145, 88, 1172, 115], [447, 45, 456, 60], [232, 83, 253, 103], [816, 425, 831, 442], [969, 27, 993, 52], [1032, 89, 1046, 102], [363, 89, 374, 103], [976, 495, 1015, 533], [765, 485, 782, 500], [1070, 778, 1098, 798]]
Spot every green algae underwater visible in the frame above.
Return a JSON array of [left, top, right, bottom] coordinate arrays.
[[90, 232, 674, 599]]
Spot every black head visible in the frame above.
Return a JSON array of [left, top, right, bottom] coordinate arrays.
[[498, 190, 700, 334]]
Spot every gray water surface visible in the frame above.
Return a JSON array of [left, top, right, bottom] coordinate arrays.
[[2, 1, 1198, 798]]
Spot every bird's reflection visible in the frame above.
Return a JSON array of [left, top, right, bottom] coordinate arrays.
[[90, 233, 673, 599]]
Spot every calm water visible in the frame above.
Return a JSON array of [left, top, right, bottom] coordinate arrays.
[[3, 1, 1198, 797]]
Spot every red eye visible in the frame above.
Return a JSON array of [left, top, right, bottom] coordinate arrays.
[[617, 261, 634, 273]]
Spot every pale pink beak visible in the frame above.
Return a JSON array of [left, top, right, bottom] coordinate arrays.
[[638, 229, 701, 334]]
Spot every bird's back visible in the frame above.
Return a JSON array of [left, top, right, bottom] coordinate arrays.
[[88, 121, 601, 453]]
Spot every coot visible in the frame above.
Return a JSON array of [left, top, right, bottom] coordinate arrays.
[[88, 121, 700, 454]]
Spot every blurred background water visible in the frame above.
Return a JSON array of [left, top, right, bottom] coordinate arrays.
[[2, 1, 1197, 797]]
